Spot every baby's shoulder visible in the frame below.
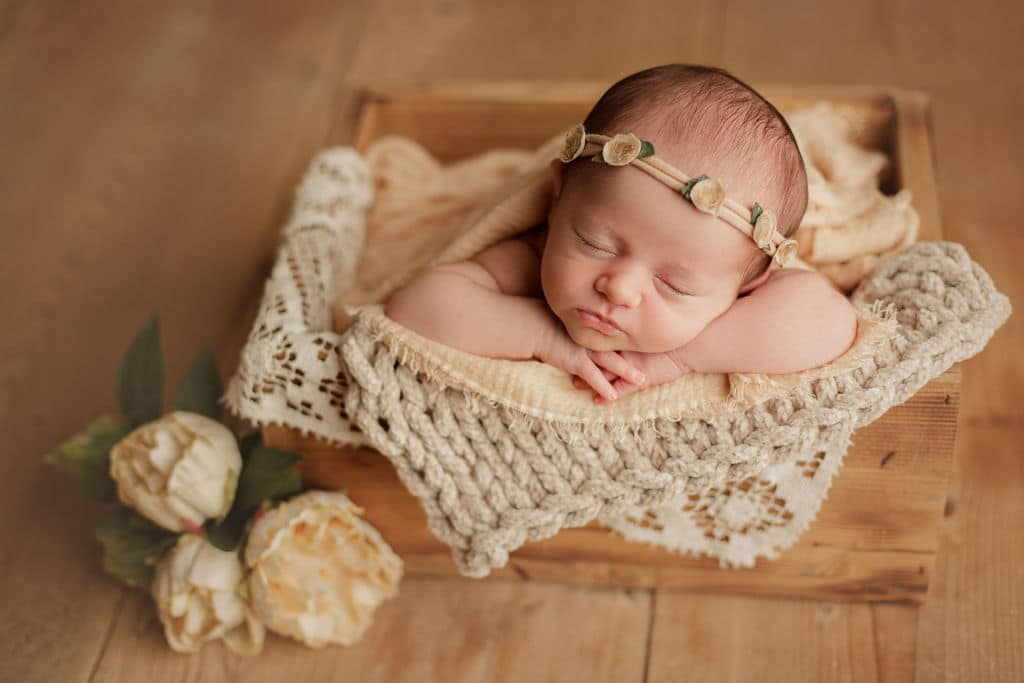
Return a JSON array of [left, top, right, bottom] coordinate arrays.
[[463, 222, 546, 297], [739, 266, 809, 295]]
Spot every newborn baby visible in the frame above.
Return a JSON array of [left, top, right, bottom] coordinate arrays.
[[385, 64, 858, 403]]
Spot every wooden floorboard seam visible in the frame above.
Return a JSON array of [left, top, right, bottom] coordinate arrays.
[[643, 589, 657, 683], [87, 587, 128, 683], [870, 605, 886, 682]]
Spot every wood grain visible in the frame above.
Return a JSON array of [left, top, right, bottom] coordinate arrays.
[[646, 593, 918, 682], [915, 424, 1024, 682], [0, 1, 369, 682], [93, 578, 650, 683]]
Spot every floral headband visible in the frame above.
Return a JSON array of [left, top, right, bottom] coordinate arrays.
[[557, 123, 799, 268]]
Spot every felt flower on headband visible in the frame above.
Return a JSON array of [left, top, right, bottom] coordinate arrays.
[[681, 175, 726, 215], [774, 239, 799, 268], [751, 206, 778, 253], [559, 124, 587, 163], [597, 133, 656, 166]]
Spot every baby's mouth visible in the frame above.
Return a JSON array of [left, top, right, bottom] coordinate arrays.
[[576, 309, 623, 335]]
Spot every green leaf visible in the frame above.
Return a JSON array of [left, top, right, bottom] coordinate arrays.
[[590, 152, 605, 163], [173, 349, 221, 419], [94, 508, 179, 589], [205, 504, 253, 552], [639, 140, 655, 158], [680, 174, 709, 200], [236, 430, 263, 459], [751, 202, 764, 225], [117, 315, 165, 428], [232, 445, 303, 511], [45, 416, 129, 502]]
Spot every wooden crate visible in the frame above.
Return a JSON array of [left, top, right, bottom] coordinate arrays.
[[264, 82, 955, 604]]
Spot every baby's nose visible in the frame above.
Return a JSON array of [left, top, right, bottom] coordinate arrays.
[[596, 271, 642, 308]]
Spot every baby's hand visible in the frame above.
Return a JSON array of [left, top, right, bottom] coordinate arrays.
[[534, 322, 646, 403], [572, 349, 692, 403]]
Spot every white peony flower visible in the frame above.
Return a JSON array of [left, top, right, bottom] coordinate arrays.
[[601, 133, 643, 166], [559, 123, 587, 162], [244, 491, 403, 648], [109, 411, 242, 533], [151, 534, 266, 655]]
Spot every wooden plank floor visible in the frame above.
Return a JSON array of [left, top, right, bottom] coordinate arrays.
[[1, 1, 1020, 681]]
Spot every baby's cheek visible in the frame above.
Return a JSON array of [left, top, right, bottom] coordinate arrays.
[[646, 306, 711, 351], [540, 255, 576, 306]]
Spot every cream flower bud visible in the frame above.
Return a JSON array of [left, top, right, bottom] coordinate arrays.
[[602, 133, 643, 166], [752, 209, 778, 251], [109, 411, 242, 532], [773, 239, 799, 267], [245, 491, 403, 648], [559, 124, 587, 162], [689, 177, 726, 215], [151, 534, 266, 655]]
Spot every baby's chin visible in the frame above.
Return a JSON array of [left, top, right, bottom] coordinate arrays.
[[565, 323, 692, 354]]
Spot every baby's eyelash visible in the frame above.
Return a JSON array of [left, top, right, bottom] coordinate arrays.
[[576, 231, 691, 296], [658, 278, 690, 296], [575, 232, 614, 254]]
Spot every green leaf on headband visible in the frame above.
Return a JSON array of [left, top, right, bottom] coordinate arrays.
[[751, 202, 764, 225], [639, 141, 655, 158], [590, 152, 605, 163], [680, 174, 709, 200]]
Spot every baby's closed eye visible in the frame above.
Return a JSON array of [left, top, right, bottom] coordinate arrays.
[[575, 231, 693, 297]]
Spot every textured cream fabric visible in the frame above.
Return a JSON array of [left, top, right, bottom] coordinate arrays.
[[348, 303, 897, 426]]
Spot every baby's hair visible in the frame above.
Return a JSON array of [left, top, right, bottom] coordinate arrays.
[[567, 64, 809, 286]]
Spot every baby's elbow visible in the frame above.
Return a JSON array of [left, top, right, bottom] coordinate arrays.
[[383, 283, 413, 323], [815, 285, 858, 364], [384, 276, 435, 332]]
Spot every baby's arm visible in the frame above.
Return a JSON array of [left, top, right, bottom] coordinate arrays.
[[384, 238, 641, 401], [383, 240, 550, 361], [674, 269, 858, 374]]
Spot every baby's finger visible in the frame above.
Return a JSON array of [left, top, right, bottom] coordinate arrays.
[[573, 370, 617, 390], [613, 378, 644, 399], [589, 350, 645, 385], [595, 377, 646, 404], [578, 364, 618, 402]]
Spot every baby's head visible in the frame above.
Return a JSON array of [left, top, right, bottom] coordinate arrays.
[[540, 64, 808, 353]]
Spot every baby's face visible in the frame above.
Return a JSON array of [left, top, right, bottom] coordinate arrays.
[[541, 159, 758, 353]]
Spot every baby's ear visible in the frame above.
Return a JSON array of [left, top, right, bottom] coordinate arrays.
[[549, 159, 564, 199]]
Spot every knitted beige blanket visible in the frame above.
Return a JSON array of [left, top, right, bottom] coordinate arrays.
[[224, 103, 1010, 576]]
